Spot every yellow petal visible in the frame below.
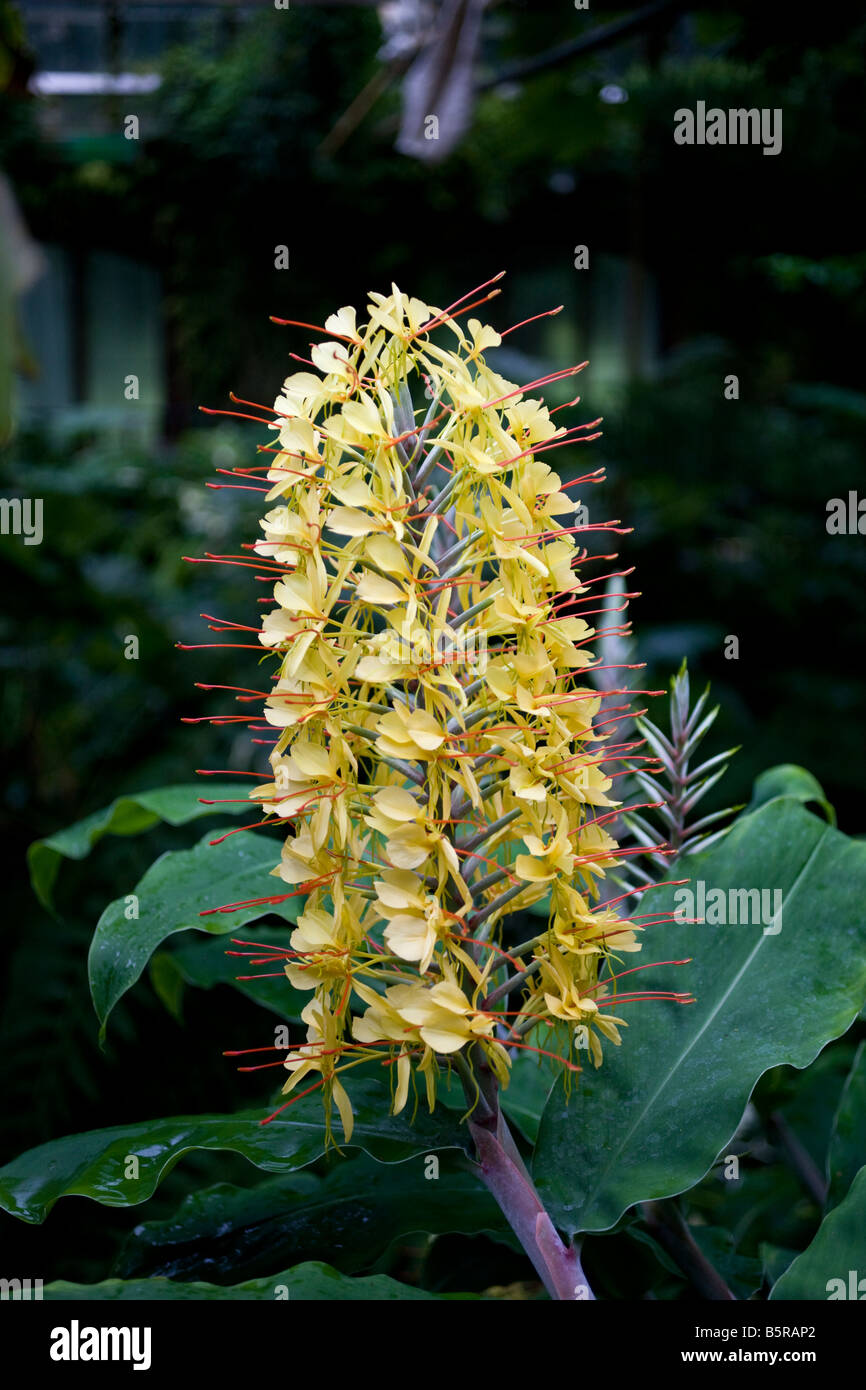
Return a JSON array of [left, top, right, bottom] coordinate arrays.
[[273, 574, 317, 616], [341, 396, 384, 437], [331, 1077, 354, 1143], [418, 1025, 467, 1053], [354, 653, 397, 682], [386, 828, 432, 870], [373, 786, 420, 821], [394, 1052, 411, 1114], [356, 572, 406, 606], [366, 534, 409, 575], [406, 709, 445, 749], [429, 981, 472, 1015], [514, 854, 554, 883], [289, 741, 332, 778], [324, 305, 357, 339], [330, 476, 376, 508], [384, 916, 432, 962], [327, 506, 379, 537]]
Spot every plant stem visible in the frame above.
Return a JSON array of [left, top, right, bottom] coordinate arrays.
[[459, 806, 522, 854], [641, 1199, 736, 1300], [461, 1056, 594, 1301], [766, 1111, 828, 1207], [470, 880, 528, 935], [483, 958, 541, 1009]]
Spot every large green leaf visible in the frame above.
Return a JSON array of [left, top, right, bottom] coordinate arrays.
[[88, 829, 299, 1037], [533, 799, 866, 1234], [43, 1261, 475, 1300], [28, 783, 249, 910], [826, 1040, 866, 1210], [117, 1154, 512, 1282], [770, 1166, 866, 1300], [0, 1078, 470, 1224], [746, 764, 835, 824], [150, 927, 308, 1022]]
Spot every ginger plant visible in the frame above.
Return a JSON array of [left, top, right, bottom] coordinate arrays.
[[209, 276, 692, 1298]]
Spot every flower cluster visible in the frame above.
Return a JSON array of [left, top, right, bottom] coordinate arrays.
[[233, 278, 652, 1139]]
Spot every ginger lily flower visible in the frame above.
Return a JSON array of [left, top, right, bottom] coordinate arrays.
[[205, 278, 690, 1157]]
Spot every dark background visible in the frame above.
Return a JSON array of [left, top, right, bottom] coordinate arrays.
[[1, 0, 864, 1288]]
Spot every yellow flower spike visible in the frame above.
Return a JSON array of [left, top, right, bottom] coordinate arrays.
[[214, 278, 699, 1160]]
